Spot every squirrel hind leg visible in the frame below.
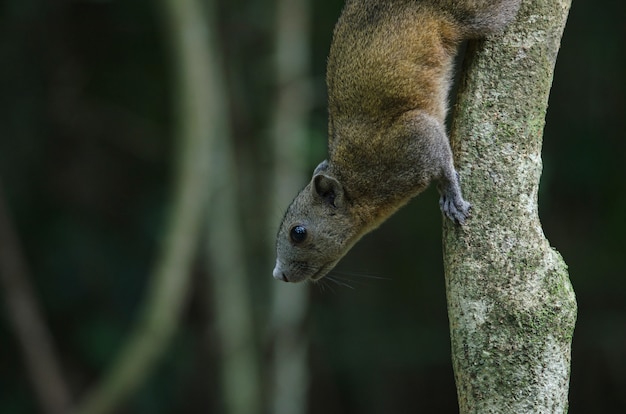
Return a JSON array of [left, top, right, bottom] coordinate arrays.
[[404, 111, 472, 224], [438, 170, 471, 224]]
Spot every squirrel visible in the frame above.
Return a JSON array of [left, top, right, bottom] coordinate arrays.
[[273, 0, 521, 283]]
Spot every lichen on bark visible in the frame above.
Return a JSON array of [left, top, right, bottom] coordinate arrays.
[[442, 0, 576, 412]]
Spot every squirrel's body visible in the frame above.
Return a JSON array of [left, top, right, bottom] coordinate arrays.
[[273, 0, 521, 283]]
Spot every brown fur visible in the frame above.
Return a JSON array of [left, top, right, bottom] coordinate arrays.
[[273, 0, 521, 283]]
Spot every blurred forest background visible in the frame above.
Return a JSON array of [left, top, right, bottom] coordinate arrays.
[[0, 0, 624, 413]]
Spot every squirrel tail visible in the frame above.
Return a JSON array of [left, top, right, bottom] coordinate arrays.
[[425, 0, 522, 38]]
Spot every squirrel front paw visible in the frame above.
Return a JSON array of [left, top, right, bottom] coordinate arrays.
[[439, 194, 471, 225]]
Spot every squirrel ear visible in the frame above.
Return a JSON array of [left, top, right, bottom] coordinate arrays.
[[313, 173, 344, 208], [313, 159, 329, 175]]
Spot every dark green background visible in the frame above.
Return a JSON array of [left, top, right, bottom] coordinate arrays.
[[1, 0, 624, 412]]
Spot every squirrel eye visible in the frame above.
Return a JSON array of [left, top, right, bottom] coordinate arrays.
[[289, 225, 307, 244]]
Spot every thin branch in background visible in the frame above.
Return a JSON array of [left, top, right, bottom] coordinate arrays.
[[0, 182, 72, 414], [69, 0, 215, 412], [202, 1, 262, 413], [268, 0, 313, 413]]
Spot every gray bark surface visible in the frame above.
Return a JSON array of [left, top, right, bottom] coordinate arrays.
[[443, 0, 577, 412]]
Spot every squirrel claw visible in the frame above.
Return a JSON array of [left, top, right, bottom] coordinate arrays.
[[439, 195, 471, 225]]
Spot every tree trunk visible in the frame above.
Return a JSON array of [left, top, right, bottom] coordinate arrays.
[[443, 0, 577, 412]]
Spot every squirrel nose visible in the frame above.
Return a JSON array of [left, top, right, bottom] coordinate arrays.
[[272, 262, 289, 282]]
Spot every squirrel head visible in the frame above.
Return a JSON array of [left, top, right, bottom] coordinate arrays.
[[273, 161, 359, 283]]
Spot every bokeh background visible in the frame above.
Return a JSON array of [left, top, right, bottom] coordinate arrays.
[[1, 0, 624, 413]]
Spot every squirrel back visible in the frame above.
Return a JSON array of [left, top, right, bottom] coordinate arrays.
[[273, 0, 521, 283]]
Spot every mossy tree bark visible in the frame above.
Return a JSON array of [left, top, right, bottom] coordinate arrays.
[[443, 0, 577, 412]]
